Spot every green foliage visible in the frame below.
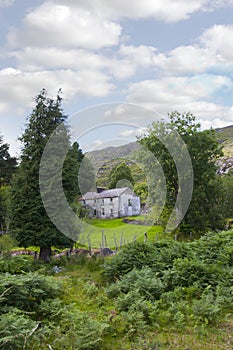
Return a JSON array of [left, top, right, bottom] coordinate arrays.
[[0, 134, 17, 186], [221, 174, 233, 219], [0, 134, 16, 230], [0, 267, 63, 350], [0, 310, 38, 350], [10, 89, 83, 261], [138, 111, 224, 234], [0, 234, 16, 256], [103, 240, 187, 282], [0, 255, 40, 274], [50, 310, 108, 350], [109, 161, 135, 189], [0, 232, 233, 349], [78, 156, 96, 194], [0, 272, 61, 314], [133, 182, 148, 205], [62, 141, 84, 203], [0, 186, 12, 232], [104, 229, 233, 330]]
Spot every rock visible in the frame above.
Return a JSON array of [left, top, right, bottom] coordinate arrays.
[[101, 247, 114, 256]]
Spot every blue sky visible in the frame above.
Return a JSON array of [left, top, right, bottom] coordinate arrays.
[[0, 0, 233, 155]]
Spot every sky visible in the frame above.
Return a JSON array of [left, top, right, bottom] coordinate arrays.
[[0, 0, 233, 155]]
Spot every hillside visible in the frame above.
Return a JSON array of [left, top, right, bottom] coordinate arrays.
[[86, 142, 140, 170], [215, 125, 233, 174], [86, 125, 233, 187]]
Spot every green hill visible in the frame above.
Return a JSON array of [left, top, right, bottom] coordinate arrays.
[[85, 125, 233, 188]]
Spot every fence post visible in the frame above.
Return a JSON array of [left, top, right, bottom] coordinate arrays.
[[114, 234, 118, 251]]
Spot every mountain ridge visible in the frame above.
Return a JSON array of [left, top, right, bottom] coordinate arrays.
[[85, 125, 233, 186]]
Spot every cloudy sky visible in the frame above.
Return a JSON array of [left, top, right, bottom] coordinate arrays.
[[0, 0, 233, 155]]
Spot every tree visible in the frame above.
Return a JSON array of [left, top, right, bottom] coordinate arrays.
[[138, 111, 224, 234], [0, 135, 17, 186], [0, 135, 17, 232], [221, 174, 233, 220], [78, 156, 96, 194], [109, 162, 135, 189], [133, 182, 148, 207], [10, 89, 83, 261], [62, 141, 84, 204]]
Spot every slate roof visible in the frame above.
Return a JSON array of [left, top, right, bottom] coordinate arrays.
[[80, 187, 130, 200]]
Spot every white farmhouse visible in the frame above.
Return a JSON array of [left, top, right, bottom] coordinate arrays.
[[79, 187, 140, 219]]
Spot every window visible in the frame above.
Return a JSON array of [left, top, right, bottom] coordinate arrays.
[[102, 207, 105, 216], [110, 198, 113, 202], [110, 208, 113, 215], [102, 199, 104, 204], [128, 199, 132, 206], [93, 209, 97, 216]]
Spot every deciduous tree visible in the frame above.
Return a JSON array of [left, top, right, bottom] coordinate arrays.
[[109, 162, 135, 189], [138, 111, 224, 234]]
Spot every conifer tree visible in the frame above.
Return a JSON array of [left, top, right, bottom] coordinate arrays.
[[10, 89, 83, 261], [0, 135, 17, 231]]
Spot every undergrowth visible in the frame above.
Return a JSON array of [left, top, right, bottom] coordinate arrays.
[[0, 229, 233, 349]]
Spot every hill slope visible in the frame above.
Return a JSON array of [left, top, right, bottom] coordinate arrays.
[[86, 125, 233, 187]]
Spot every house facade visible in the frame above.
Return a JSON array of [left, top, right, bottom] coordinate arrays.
[[79, 187, 140, 219]]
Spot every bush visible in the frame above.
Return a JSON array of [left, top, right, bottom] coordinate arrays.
[[50, 310, 108, 350], [0, 255, 38, 274], [103, 230, 233, 329], [0, 272, 61, 315], [0, 309, 39, 350]]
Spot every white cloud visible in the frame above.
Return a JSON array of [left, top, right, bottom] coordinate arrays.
[[125, 75, 233, 125], [119, 127, 147, 138], [104, 103, 159, 123], [11, 48, 108, 71], [118, 41, 231, 77], [119, 45, 158, 67], [200, 25, 233, 62], [1, 0, 233, 155], [0, 67, 114, 114], [7, 1, 122, 50], [155, 46, 217, 74], [118, 23, 233, 77], [11, 47, 137, 80], [55, 0, 229, 22]]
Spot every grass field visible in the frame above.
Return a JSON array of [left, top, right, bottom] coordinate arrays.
[[77, 216, 164, 248]]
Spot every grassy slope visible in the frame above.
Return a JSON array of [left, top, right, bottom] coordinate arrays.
[[78, 216, 164, 248], [215, 125, 233, 157]]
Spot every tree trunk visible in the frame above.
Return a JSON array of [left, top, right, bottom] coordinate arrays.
[[39, 246, 52, 262]]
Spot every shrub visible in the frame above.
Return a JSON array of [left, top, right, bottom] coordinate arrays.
[[0, 309, 38, 350], [0, 272, 61, 316]]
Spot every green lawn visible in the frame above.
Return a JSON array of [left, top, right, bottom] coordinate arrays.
[[77, 216, 164, 248]]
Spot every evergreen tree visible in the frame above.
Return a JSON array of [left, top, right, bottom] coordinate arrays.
[[0, 135, 17, 186], [10, 89, 83, 261], [109, 162, 135, 189], [0, 135, 17, 231]]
